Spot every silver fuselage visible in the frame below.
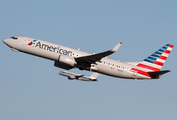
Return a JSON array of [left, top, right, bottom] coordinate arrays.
[[3, 36, 151, 80]]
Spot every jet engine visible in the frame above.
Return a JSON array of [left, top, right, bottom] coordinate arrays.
[[58, 55, 76, 66], [54, 55, 77, 70], [68, 75, 75, 80]]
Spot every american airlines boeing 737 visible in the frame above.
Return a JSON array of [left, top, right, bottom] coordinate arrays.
[[3, 36, 174, 80]]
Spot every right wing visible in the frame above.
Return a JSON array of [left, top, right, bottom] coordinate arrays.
[[75, 42, 122, 66]]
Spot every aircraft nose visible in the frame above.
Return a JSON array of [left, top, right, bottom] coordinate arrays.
[[3, 39, 9, 45]]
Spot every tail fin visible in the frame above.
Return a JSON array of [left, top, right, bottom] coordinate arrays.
[[137, 44, 174, 72], [89, 72, 99, 79]]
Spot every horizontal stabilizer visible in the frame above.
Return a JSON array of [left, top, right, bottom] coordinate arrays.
[[148, 70, 170, 79]]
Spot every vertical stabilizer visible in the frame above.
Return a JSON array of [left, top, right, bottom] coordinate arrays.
[[89, 73, 99, 79], [136, 44, 174, 72]]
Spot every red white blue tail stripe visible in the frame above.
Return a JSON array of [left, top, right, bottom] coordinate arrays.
[[130, 44, 174, 78]]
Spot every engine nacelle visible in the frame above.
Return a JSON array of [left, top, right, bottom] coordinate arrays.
[[54, 55, 77, 70], [54, 61, 72, 70], [58, 55, 76, 67], [68, 75, 75, 80]]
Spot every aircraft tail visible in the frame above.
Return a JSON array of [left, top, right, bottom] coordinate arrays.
[[136, 44, 174, 72], [89, 72, 99, 79]]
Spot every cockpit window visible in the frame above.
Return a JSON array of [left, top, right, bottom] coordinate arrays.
[[11, 37, 18, 39]]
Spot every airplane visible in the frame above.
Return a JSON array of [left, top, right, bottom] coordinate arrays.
[[3, 36, 174, 80], [59, 71, 98, 81]]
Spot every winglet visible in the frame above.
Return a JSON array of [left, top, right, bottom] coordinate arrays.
[[111, 42, 122, 52]]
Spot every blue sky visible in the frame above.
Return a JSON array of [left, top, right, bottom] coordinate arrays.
[[0, 0, 177, 120]]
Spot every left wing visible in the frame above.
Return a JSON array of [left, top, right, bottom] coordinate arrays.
[[75, 42, 122, 65]]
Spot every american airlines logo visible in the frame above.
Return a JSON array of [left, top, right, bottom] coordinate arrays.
[[28, 40, 72, 56], [28, 39, 37, 46]]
